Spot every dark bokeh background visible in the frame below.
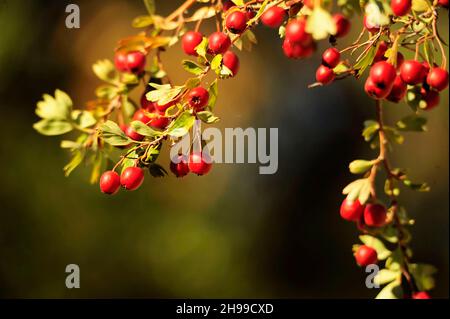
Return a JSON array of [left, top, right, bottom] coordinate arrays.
[[0, 0, 448, 298]]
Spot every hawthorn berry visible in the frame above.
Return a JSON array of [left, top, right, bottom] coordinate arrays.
[[133, 109, 151, 124], [120, 167, 145, 191], [400, 60, 426, 85], [208, 32, 232, 55], [260, 6, 286, 28], [99, 171, 121, 195], [316, 65, 335, 85], [364, 203, 387, 227], [340, 199, 365, 221], [182, 31, 203, 56], [374, 41, 388, 62], [355, 245, 378, 267], [155, 99, 177, 112], [148, 111, 170, 130], [140, 93, 154, 110], [222, 51, 240, 76], [421, 88, 440, 110], [285, 19, 309, 44], [412, 291, 431, 299], [226, 10, 248, 34], [322, 48, 341, 68], [369, 61, 397, 90], [363, 15, 380, 34], [426, 67, 449, 92], [396, 52, 405, 69], [245, 8, 256, 20], [222, 0, 236, 11], [391, 0, 412, 17], [438, 0, 449, 7], [333, 14, 351, 38], [125, 125, 144, 141], [387, 76, 407, 103], [170, 155, 190, 178], [365, 76, 391, 99], [189, 152, 213, 175], [188, 87, 209, 111], [114, 51, 146, 74]]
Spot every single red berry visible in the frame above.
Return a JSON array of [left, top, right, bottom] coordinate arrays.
[[149, 111, 170, 130], [285, 18, 309, 44], [125, 125, 144, 141], [322, 47, 341, 68], [400, 60, 426, 85], [282, 39, 305, 59], [365, 76, 391, 99], [438, 0, 449, 8], [260, 6, 286, 28], [333, 14, 351, 38], [245, 8, 256, 20], [426, 67, 449, 91], [140, 93, 155, 110], [222, 0, 236, 11], [170, 154, 190, 178], [316, 65, 335, 85], [363, 15, 380, 33], [120, 167, 145, 191], [370, 61, 397, 90], [188, 87, 209, 111], [208, 32, 232, 55], [226, 10, 247, 34], [412, 291, 431, 299], [114, 51, 146, 74], [387, 75, 407, 103], [155, 99, 177, 113], [223, 51, 240, 76], [364, 203, 387, 227], [340, 199, 365, 221], [189, 152, 213, 175], [421, 88, 440, 110], [99, 171, 121, 195], [133, 109, 151, 124], [391, 0, 412, 16], [374, 41, 388, 62], [182, 31, 203, 56], [355, 245, 378, 267]]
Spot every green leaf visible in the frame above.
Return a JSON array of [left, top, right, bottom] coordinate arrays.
[[359, 235, 391, 260], [146, 84, 184, 106], [196, 111, 220, 124], [72, 110, 97, 129], [342, 178, 371, 204], [384, 127, 404, 145], [99, 120, 132, 146], [396, 115, 427, 132], [122, 96, 137, 118], [33, 119, 73, 136], [182, 60, 205, 75], [167, 111, 195, 137], [195, 37, 209, 60], [95, 85, 118, 99], [148, 163, 168, 177], [89, 151, 103, 184], [412, 0, 431, 12], [354, 44, 378, 77], [306, 7, 337, 40], [362, 120, 379, 142], [410, 263, 437, 291], [402, 179, 430, 192], [380, 226, 399, 244], [92, 59, 118, 83], [36, 89, 72, 120], [132, 15, 154, 28], [143, 0, 156, 15], [130, 120, 161, 137], [121, 151, 138, 174], [385, 248, 402, 271], [375, 280, 402, 299], [374, 269, 401, 286], [210, 54, 223, 72], [349, 159, 376, 174], [207, 79, 219, 110], [64, 149, 85, 177], [247, 0, 270, 26]]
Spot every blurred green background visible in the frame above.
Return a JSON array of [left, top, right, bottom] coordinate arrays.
[[0, 0, 448, 298]]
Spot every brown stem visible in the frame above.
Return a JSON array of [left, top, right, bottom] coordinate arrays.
[[166, 0, 197, 22]]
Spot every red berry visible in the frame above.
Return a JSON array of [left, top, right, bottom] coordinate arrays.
[[226, 10, 247, 34], [222, 51, 240, 76], [114, 51, 146, 74], [120, 167, 145, 191], [391, 0, 412, 16], [155, 99, 177, 113], [355, 245, 378, 267], [261, 6, 286, 28], [189, 152, 213, 175], [149, 111, 170, 130], [426, 67, 449, 91], [374, 41, 388, 62], [387, 75, 407, 103], [396, 52, 405, 69], [125, 125, 144, 141], [285, 19, 309, 44], [316, 65, 335, 85], [133, 109, 151, 124], [333, 14, 351, 38], [208, 32, 232, 55], [412, 291, 431, 299], [400, 60, 426, 85], [364, 203, 387, 227], [322, 47, 341, 68], [363, 15, 380, 34], [99, 171, 121, 195], [438, 0, 449, 7], [188, 87, 209, 111], [340, 199, 365, 221], [365, 76, 391, 99], [245, 8, 256, 20], [140, 93, 155, 110], [421, 88, 440, 110], [222, 0, 236, 11], [170, 155, 190, 178], [182, 31, 203, 56], [370, 61, 397, 90]]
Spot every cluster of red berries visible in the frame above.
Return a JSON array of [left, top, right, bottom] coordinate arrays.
[[316, 47, 341, 85]]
